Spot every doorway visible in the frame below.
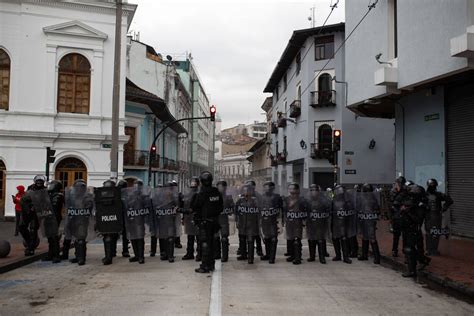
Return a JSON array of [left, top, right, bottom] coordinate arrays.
[[55, 157, 88, 187]]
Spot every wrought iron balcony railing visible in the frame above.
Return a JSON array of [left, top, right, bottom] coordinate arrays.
[[310, 90, 336, 108], [310, 143, 334, 160]]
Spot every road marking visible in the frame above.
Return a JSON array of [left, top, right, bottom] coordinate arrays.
[[209, 259, 222, 316]]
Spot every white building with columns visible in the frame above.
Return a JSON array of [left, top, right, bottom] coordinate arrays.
[[0, 0, 137, 218]]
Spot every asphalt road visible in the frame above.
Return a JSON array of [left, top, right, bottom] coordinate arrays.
[[0, 238, 473, 316]]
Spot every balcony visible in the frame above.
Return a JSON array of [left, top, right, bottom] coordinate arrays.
[[310, 143, 334, 159], [271, 122, 278, 134], [123, 150, 179, 171], [289, 100, 301, 118], [277, 117, 287, 128], [276, 151, 287, 164], [270, 154, 278, 167], [310, 90, 336, 108], [450, 25, 474, 58]]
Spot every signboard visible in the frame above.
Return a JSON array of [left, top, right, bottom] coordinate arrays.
[[344, 151, 354, 155], [345, 169, 356, 175], [102, 143, 112, 149], [424, 113, 440, 122]]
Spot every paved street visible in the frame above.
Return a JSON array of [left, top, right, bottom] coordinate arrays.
[[0, 239, 473, 316]]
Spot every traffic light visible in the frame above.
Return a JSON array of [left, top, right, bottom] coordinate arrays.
[[150, 143, 157, 157], [46, 147, 56, 164], [210, 105, 216, 122], [333, 129, 341, 151]]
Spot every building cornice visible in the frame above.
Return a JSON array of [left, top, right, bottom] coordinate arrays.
[[43, 20, 108, 40]]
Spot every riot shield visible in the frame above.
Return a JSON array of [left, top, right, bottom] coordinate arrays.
[[259, 192, 283, 239], [182, 187, 199, 236], [345, 189, 358, 238], [331, 188, 356, 239], [94, 186, 123, 234], [219, 194, 236, 237], [357, 191, 381, 240], [28, 189, 58, 238], [235, 187, 260, 237], [284, 196, 308, 240], [122, 185, 151, 240], [152, 186, 179, 239], [306, 191, 331, 240], [65, 186, 94, 240]]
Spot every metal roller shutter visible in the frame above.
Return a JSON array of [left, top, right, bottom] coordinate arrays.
[[447, 83, 474, 238]]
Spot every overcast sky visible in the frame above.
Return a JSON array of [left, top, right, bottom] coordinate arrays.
[[130, 0, 345, 128]]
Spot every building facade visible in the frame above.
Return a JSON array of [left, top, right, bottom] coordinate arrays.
[[0, 0, 136, 217], [264, 23, 395, 194], [346, 0, 474, 238]]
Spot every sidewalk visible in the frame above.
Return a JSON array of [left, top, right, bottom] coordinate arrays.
[[375, 219, 474, 299], [0, 222, 47, 274]]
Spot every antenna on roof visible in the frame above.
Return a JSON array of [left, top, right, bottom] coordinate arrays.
[[308, 6, 316, 28]]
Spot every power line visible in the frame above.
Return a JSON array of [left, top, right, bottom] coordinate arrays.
[[301, 0, 379, 96], [281, 0, 340, 111]]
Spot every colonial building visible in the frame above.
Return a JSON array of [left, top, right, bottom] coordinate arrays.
[[345, 1, 474, 238], [264, 23, 395, 194], [0, 0, 136, 218]]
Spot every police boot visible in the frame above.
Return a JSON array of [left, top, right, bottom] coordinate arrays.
[[182, 235, 195, 260], [167, 237, 175, 263], [371, 241, 381, 264], [237, 234, 243, 256], [159, 238, 168, 261], [221, 237, 229, 262], [247, 239, 255, 264], [256, 236, 263, 257], [349, 236, 359, 258], [20, 227, 34, 256], [237, 235, 248, 260], [285, 239, 292, 256], [214, 236, 221, 260], [392, 233, 400, 257], [129, 239, 139, 262], [138, 239, 145, 264], [322, 239, 330, 257], [332, 238, 342, 261], [269, 238, 277, 264], [402, 248, 417, 278], [317, 241, 326, 264], [307, 240, 316, 262], [195, 236, 202, 262], [52, 236, 61, 264], [102, 236, 113, 265], [341, 238, 352, 264], [293, 239, 302, 265], [122, 233, 130, 257], [76, 240, 87, 266], [358, 240, 369, 261], [150, 236, 157, 257], [43, 238, 54, 261], [261, 238, 270, 261], [175, 236, 183, 249]]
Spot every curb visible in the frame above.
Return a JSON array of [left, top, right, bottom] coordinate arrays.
[[379, 253, 474, 303], [0, 251, 47, 274]]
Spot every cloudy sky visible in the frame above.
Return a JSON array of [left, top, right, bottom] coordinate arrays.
[[130, 0, 345, 128]]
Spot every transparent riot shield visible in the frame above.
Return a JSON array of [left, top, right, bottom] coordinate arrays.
[[152, 186, 179, 239], [306, 191, 331, 241], [122, 185, 151, 240], [358, 191, 381, 240], [235, 186, 260, 237], [182, 187, 199, 236], [219, 193, 236, 237], [259, 192, 283, 239], [28, 189, 58, 238], [284, 196, 308, 240], [65, 186, 94, 240], [345, 189, 358, 238]]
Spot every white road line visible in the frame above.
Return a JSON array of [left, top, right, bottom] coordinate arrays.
[[209, 259, 222, 316]]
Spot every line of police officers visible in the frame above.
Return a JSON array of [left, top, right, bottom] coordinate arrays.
[[17, 172, 452, 277]]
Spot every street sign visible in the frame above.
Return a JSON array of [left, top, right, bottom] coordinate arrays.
[[102, 143, 112, 149], [345, 169, 356, 175]]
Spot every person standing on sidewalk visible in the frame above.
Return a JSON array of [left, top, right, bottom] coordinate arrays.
[[12, 185, 26, 236]]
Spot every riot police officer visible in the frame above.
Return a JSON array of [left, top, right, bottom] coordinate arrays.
[[19, 175, 45, 256], [182, 177, 201, 260], [331, 185, 355, 264], [307, 184, 331, 264], [244, 180, 264, 257], [117, 180, 130, 257], [425, 179, 453, 256], [192, 171, 223, 273], [390, 176, 408, 257], [260, 181, 283, 264], [216, 180, 235, 262], [357, 184, 381, 264], [235, 184, 260, 264], [284, 183, 308, 265], [48, 180, 64, 227]]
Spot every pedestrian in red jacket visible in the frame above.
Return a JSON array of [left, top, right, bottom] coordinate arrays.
[[12, 185, 26, 236]]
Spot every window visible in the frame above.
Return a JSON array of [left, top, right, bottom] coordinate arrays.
[[296, 51, 301, 75], [315, 36, 334, 61], [318, 124, 333, 151], [283, 73, 287, 91], [318, 73, 332, 104], [57, 53, 91, 114], [0, 49, 10, 110]]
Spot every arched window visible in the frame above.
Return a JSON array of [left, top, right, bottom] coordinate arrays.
[[318, 124, 333, 151], [55, 157, 87, 188], [318, 73, 332, 104], [57, 53, 91, 114], [0, 49, 10, 110]]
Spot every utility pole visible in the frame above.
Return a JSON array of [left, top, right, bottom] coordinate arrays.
[[110, 0, 123, 181]]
